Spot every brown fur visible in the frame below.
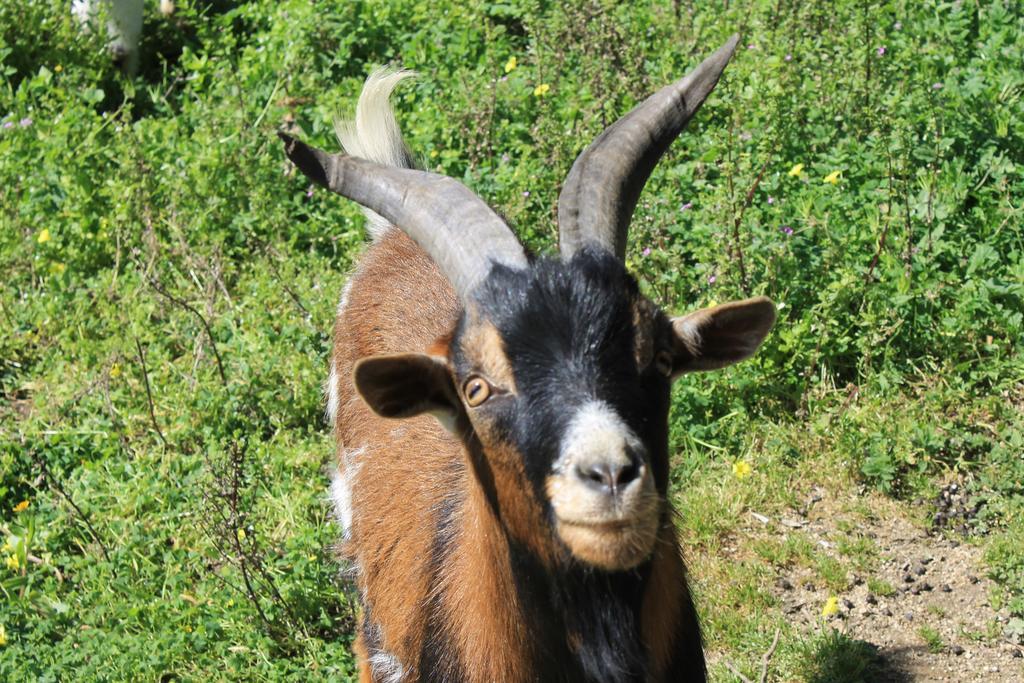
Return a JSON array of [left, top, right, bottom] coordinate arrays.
[[332, 228, 699, 679], [641, 521, 690, 677]]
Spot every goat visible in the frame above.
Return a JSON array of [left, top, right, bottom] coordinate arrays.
[[280, 34, 775, 683]]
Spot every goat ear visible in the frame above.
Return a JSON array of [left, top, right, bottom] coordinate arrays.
[[353, 353, 460, 420], [670, 296, 776, 375]]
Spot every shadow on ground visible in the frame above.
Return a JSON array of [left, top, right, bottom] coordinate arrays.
[[803, 630, 913, 683]]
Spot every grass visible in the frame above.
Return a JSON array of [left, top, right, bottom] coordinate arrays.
[[918, 626, 945, 654], [2, 0, 1023, 680]]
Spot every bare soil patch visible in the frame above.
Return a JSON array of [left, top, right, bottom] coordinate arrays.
[[767, 493, 1024, 681]]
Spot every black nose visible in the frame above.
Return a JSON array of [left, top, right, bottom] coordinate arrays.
[[575, 450, 643, 495]]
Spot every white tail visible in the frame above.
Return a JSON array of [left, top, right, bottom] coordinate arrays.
[[334, 68, 416, 241]]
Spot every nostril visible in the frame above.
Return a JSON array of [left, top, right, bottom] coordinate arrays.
[[616, 458, 640, 487], [582, 464, 611, 487], [576, 455, 643, 495]]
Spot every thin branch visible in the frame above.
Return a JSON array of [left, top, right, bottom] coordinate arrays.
[[724, 661, 754, 683], [866, 152, 895, 283], [134, 338, 168, 450], [758, 628, 782, 683], [31, 450, 113, 567], [724, 627, 781, 683], [730, 149, 774, 295], [146, 275, 228, 385]]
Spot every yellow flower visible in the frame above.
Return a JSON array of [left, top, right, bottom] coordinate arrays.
[[5, 555, 19, 571], [533, 83, 550, 97], [13, 500, 29, 513], [732, 461, 752, 479], [0, 623, 6, 646], [504, 56, 517, 73], [429, 149, 438, 159], [1, 542, 11, 554], [55, 64, 63, 73], [110, 363, 122, 378], [236, 528, 246, 542], [37, 229, 51, 244], [821, 596, 840, 617], [787, 163, 804, 177], [49, 262, 66, 275], [823, 170, 842, 184]]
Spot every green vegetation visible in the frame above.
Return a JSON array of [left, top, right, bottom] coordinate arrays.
[[2, 0, 1022, 680], [918, 625, 945, 654]]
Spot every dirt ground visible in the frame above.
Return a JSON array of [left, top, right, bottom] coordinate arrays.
[[766, 492, 1024, 681]]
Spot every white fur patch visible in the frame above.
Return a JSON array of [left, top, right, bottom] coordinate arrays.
[[71, 0, 144, 73], [324, 361, 340, 427], [369, 650, 406, 683], [328, 448, 365, 541], [556, 400, 642, 473], [336, 278, 354, 318]]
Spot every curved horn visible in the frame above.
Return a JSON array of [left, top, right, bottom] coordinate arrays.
[[557, 34, 740, 260], [279, 132, 528, 299]]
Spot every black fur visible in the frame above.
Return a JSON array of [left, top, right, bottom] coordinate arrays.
[[442, 248, 704, 682]]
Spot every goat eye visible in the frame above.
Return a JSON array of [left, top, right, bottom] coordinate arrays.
[[463, 377, 491, 407], [653, 350, 673, 377]]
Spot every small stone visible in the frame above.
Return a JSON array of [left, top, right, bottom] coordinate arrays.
[[1011, 649, 1022, 659], [921, 582, 933, 592], [951, 645, 964, 656], [777, 578, 793, 591], [842, 598, 854, 610], [883, 608, 892, 617], [915, 564, 927, 576], [910, 585, 921, 595], [866, 594, 878, 605], [941, 584, 952, 593], [904, 611, 914, 621], [903, 573, 915, 583], [969, 575, 979, 584], [921, 557, 933, 565]]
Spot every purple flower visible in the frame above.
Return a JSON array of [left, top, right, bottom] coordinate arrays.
[[877, 46, 886, 56], [894, 21, 902, 30], [780, 225, 793, 236], [932, 82, 943, 90], [642, 247, 652, 257], [522, 190, 530, 198], [306, 188, 314, 198], [767, 196, 774, 205], [1, 121, 12, 130], [784, 53, 792, 62], [681, 202, 693, 211], [707, 275, 716, 285], [746, 44, 756, 50], [19, 117, 32, 127]]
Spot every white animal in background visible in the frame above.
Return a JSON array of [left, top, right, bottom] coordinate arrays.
[[72, 0, 174, 75]]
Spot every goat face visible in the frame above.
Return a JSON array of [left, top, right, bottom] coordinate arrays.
[[280, 33, 770, 572], [351, 248, 774, 571]]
